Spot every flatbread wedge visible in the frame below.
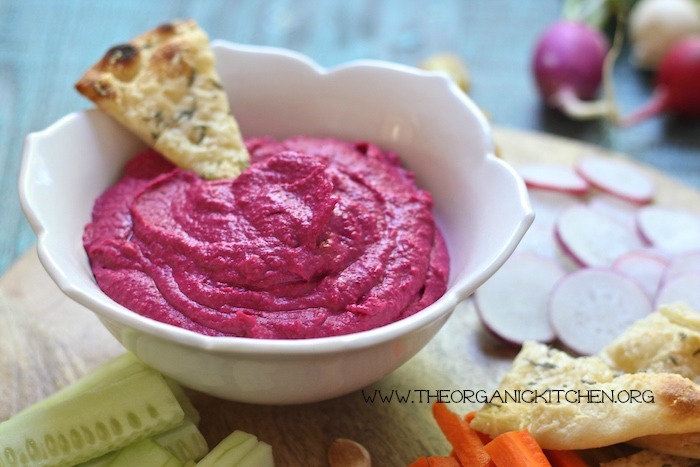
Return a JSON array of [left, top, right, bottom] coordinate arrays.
[[470, 341, 700, 450], [601, 303, 700, 382], [601, 304, 700, 459], [75, 19, 249, 179], [600, 449, 700, 467]]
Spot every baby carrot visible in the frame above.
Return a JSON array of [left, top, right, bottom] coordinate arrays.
[[432, 402, 494, 467], [483, 430, 551, 467], [464, 411, 493, 444], [543, 449, 589, 467], [408, 456, 430, 467], [426, 456, 461, 467]]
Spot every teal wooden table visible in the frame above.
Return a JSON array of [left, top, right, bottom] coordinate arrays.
[[2, 0, 699, 275], [2, 3, 700, 465]]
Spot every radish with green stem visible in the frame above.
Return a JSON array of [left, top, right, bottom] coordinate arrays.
[[621, 36, 700, 125], [532, 20, 619, 120]]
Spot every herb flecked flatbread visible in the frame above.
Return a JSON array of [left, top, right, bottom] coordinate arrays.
[[470, 341, 700, 451], [601, 304, 700, 459], [600, 449, 700, 467], [75, 19, 249, 179]]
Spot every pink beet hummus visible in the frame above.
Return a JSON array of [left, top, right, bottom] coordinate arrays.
[[84, 137, 449, 339]]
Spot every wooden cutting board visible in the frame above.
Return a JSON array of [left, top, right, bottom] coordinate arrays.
[[2, 127, 699, 466]]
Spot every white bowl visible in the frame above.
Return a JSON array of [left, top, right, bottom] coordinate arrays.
[[19, 41, 533, 404]]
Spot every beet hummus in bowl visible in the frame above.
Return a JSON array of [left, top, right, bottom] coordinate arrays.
[[20, 42, 533, 404]]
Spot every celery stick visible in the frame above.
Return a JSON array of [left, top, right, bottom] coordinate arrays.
[[196, 431, 257, 467], [236, 441, 274, 467], [0, 369, 184, 467], [105, 439, 180, 467], [18, 352, 145, 416]]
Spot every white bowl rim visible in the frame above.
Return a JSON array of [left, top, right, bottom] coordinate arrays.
[[20, 40, 533, 357]]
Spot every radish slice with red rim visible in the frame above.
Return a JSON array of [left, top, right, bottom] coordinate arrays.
[[556, 205, 645, 268], [575, 154, 655, 205], [587, 193, 640, 233], [549, 268, 653, 355], [518, 163, 590, 196], [663, 251, 700, 283], [612, 251, 667, 298], [655, 272, 700, 311], [637, 206, 700, 255], [516, 190, 580, 263], [474, 252, 565, 345], [529, 189, 584, 226]]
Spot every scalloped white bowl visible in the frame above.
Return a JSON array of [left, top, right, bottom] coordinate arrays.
[[19, 41, 532, 404]]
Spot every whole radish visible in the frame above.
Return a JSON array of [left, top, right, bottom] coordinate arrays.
[[628, 0, 700, 70], [532, 20, 613, 120], [621, 36, 700, 125]]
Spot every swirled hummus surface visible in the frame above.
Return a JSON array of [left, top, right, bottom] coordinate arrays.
[[84, 137, 449, 339]]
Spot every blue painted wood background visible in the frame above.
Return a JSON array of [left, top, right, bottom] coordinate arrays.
[[1, 0, 699, 274]]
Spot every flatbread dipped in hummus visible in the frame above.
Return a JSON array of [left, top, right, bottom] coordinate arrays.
[[75, 19, 249, 179]]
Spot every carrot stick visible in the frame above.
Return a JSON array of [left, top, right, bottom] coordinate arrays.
[[543, 449, 588, 467], [432, 402, 494, 467], [408, 456, 431, 467], [465, 411, 493, 444], [426, 456, 461, 467], [483, 430, 552, 467]]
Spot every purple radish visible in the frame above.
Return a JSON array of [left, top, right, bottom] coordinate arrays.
[[612, 251, 667, 298], [655, 272, 700, 311], [474, 252, 565, 345], [556, 205, 645, 268], [532, 21, 611, 119], [517, 163, 590, 196], [621, 36, 700, 126], [575, 154, 655, 205], [637, 205, 700, 255], [549, 268, 653, 355]]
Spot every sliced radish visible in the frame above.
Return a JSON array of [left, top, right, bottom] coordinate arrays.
[[518, 163, 590, 196], [474, 252, 566, 345], [637, 205, 700, 255], [516, 190, 583, 263], [655, 272, 700, 311], [612, 251, 667, 298], [556, 205, 645, 268], [587, 193, 640, 233], [575, 153, 655, 205], [549, 268, 653, 355], [663, 251, 700, 283], [529, 189, 584, 226]]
